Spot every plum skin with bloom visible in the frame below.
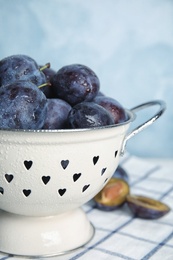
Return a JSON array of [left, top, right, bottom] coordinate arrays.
[[0, 80, 47, 130], [67, 101, 115, 129], [51, 64, 100, 106]]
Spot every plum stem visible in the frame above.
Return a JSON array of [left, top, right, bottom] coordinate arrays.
[[38, 82, 51, 89], [40, 63, 51, 71]]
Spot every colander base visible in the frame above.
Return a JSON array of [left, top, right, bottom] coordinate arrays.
[[0, 208, 94, 257]]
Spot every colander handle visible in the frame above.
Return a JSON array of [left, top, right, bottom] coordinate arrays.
[[121, 100, 166, 155]]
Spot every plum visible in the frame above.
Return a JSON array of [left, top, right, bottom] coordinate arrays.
[[67, 101, 114, 129], [51, 64, 100, 105], [43, 98, 71, 129], [0, 80, 47, 130], [0, 54, 46, 87], [94, 178, 130, 211], [126, 194, 170, 219], [94, 96, 128, 124]]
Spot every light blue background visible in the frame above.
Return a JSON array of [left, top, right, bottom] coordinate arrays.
[[0, 0, 173, 158]]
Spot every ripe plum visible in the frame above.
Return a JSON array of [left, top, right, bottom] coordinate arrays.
[[43, 98, 71, 129], [0, 80, 47, 130], [51, 64, 100, 105], [67, 101, 114, 129], [0, 55, 46, 87], [94, 178, 130, 211], [94, 96, 128, 124], [126, 194, 170, 219]]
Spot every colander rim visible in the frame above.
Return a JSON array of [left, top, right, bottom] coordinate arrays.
[[0, 109, 135, 133]]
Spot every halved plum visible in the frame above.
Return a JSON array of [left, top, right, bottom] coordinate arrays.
[[126, 194, 170, 219], [94, 178, 130, 211]]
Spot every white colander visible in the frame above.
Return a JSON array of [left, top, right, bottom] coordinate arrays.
[[0, 100, 166, 257]]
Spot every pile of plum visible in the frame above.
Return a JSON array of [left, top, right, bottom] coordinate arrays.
[[0, 54, 128, 130]]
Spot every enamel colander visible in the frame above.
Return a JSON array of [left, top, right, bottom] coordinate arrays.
[[0, 100, 166, 257]]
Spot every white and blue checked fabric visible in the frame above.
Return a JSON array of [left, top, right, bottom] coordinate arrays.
[[0, 154, 172, 260]]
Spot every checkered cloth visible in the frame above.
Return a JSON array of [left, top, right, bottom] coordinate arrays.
[[0, 154, 173, 260]]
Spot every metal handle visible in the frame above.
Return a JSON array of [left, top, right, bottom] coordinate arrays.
[[121, 100, 166, 155]]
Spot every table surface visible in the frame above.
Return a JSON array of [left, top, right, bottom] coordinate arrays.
[[0, 154, 172, 260]]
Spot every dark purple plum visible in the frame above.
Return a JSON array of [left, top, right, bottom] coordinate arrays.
[[67, 101, 114, 129], [0, 80, 47, 130], [94, 96, 128, 124], [51, 64, 100, 105], [43, 98, 72, 129], [126, 195, 170, 219], [0, 54, 46, 87]]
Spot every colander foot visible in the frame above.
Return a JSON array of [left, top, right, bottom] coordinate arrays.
[[0, 208, 94, 257]]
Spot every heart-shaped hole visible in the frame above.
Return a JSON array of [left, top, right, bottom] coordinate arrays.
[[58, 188, 66, 196], [104, 178, 108, 183], [73, 173, 81, 182], [82, 184, 90, 193], [93, 156, 99, 165], [42, 176, 51, 185], [61, 160, 69, 170], [0, 187, 4, 195], [101, 168, 107, 176], [24, 160, 33, 170], [23, 189, 31, 197], [5, 174, 14, 183]]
